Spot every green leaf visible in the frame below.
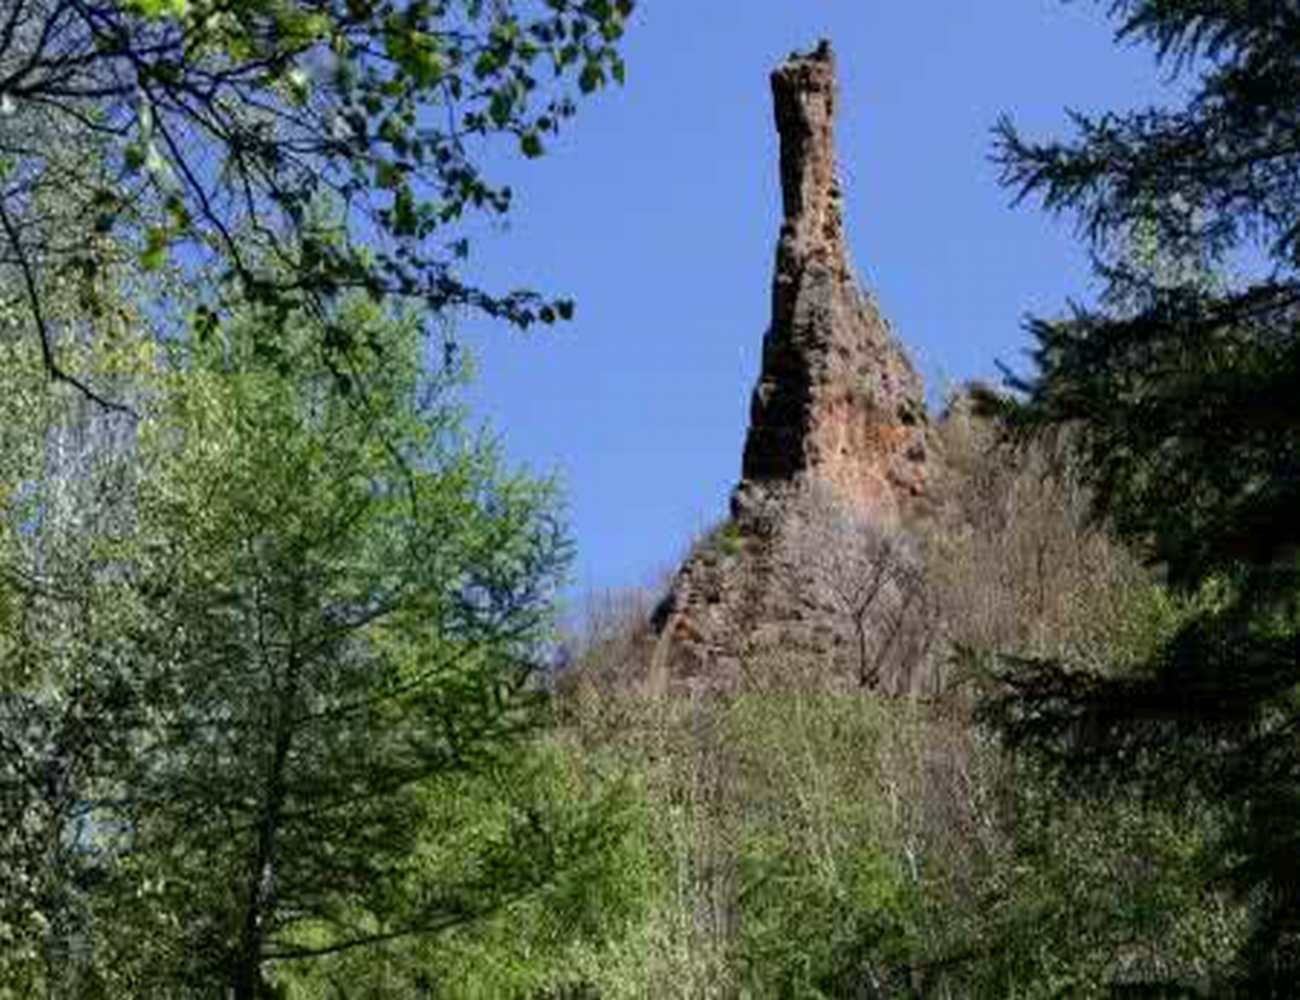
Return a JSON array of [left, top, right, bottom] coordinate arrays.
[[164, 194, 191, 231], [123, 0, 188, 18], [579, 61, 603, 94], [474, 50, 500, 80], [140, 227, 168, 272], [490, 89, 514, 127], [393, 185, 417, 235], [520, 131, 544, 159], [376, 160, 402, 190], [191, 305, 219, 342], [123, 144, 147, 173]]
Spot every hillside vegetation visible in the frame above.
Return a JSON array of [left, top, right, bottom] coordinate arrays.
[[500, 410, 1242, 999]]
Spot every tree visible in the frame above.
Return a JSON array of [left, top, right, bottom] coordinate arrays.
[[0, 274, 158, 996], [986, 0, 1300, 987], [0, 293, 574, 996], [779, 486, 935, 693], [0, 0, 633, 393]]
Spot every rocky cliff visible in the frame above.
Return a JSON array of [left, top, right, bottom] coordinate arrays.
[[650, 41, 940, 694]]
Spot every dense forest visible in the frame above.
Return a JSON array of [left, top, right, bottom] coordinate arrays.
[[1, 1, 1297, 997]]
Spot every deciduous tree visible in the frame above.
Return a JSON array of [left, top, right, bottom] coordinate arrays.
[[0, 292, 573, 996], [779, 486, 935, 693], [0, 0, 633, 391]]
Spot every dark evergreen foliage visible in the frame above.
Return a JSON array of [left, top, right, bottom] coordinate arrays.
[[985, 0, 1300, 988]]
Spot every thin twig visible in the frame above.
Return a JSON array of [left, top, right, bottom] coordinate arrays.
[[0, 189, 135, 416]]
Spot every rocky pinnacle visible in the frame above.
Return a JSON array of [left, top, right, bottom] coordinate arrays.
[[648, 41, 937, 694], [738, 40, 930, 524]]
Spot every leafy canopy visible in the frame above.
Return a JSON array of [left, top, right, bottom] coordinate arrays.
[[0, 0, 632, 389], [0, 291, 576, 996]]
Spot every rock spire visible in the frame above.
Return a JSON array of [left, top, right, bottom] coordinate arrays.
[[739, 40, 930, 523], [650, 41, 938, 693]]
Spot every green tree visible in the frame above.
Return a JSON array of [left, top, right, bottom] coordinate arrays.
[[987, 0, 1300, 987], [0, 283, 158, 996], [0, 0, 633, 391], [0, 295, 573, 996], [271, 740, 649, 999]]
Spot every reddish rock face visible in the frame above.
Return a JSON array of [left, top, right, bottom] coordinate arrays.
[[740, 41, 930, 525], [651, 41, 939, 693]]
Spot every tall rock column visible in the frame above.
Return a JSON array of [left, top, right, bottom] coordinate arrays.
[[650, 41, 938, 693], [739, 41, 930, 524]]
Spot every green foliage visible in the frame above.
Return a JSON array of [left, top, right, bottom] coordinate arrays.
[[554, 688, 1240, 998], [0, 291, 164, 997], [132, 305, 567, 992], [513, 411, 1252, 997], [0, 276, 1245, 996], [728, 695, 921, 998], [0, 0, 634, 392], [991, 0, 1300, 984], [275, 736, 651, 998], [0, 290, 577, 995], [955, 764, 1241, 997], [697, 519, 745, 559], [718, 689, 1240, 998]]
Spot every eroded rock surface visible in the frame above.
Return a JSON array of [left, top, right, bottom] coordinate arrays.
[[651, 41, 940, 694], [741, 40, 931, 523]]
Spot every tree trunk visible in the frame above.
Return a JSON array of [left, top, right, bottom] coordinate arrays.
[[232, 703, 294, 1000], [855, 618, 870, 688]]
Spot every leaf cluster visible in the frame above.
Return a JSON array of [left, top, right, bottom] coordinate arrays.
[[0, 292, 576, 994], [0, 0, 633, 391]]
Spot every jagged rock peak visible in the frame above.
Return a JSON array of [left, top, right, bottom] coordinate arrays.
[[647, 42, 941, 696], [739, 39, 931, 526]]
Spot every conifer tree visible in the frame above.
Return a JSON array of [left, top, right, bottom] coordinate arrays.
[[987, 1, 1300, 987]]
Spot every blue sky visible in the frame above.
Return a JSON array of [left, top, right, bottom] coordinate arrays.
[[455, 2, 1176, 606]]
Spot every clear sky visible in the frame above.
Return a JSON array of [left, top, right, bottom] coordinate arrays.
[[454, 2, 1176, 606]]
